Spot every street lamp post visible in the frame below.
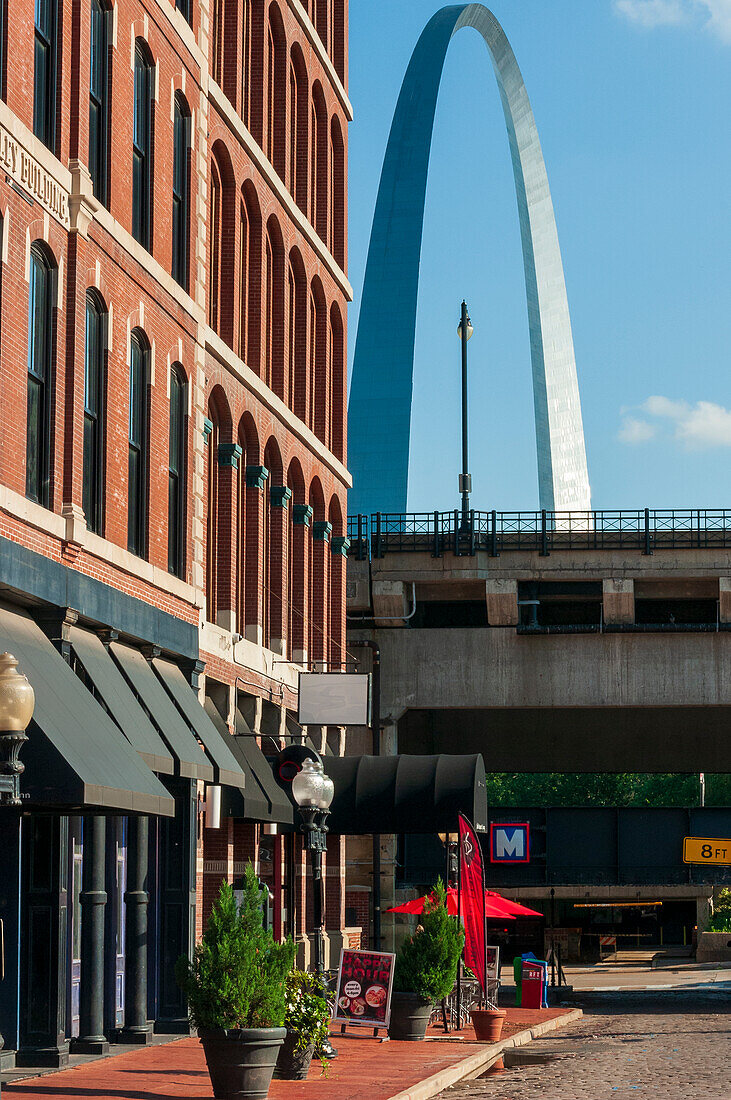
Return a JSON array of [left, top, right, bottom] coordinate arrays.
[[457, 301, 474, 529], [291, 758, 335, 980], [0, 652, 35, 806]]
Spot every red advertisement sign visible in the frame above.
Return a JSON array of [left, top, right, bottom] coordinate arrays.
[[459, 813, 487, 997], [332, 948, 396, 1029]]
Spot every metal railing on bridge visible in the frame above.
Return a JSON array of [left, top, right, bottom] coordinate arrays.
[[346, 509, 731, 560]]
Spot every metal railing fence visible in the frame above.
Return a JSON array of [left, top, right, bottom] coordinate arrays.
[[346, 509, 731, 559]]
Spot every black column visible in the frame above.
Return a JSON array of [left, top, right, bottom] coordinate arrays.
[[122, 816, 153, 1043], [155, 777, 196, 1034], [0, 813, 22, 1068], [73, 815, 109, 1054]]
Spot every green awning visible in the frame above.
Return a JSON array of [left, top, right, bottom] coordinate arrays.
[[152, 659, 246, 790], [69, 627, 174, 775], [0, 602, 174, 815], [110, 642, 214, 783], [234, 706, 294, 825]]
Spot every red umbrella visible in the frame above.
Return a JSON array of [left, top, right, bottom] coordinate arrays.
[[387, 887, 516, 920], [486, 891, 543, 918]]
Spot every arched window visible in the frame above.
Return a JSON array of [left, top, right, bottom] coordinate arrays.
[[266, 5, 286, 178], [34, 0, 57, 149], [128, 330, 149, 556], [264, 219, 284, 396], [168, 365, 187, 577], [239, 183, 262, 369], [330, 116, 344, 266], [241, 0, 252, 127], [89, 0, 108, 203], [206, 402, 220, 620], [289, 46, 308, 211], [209, 158, 222, 332], [288, 249, 307, 421], [132, 41, 153, 249], [83, 291, 106, 533], [310, 279, 327, 443], [172, 94, 190, 289], [175, 0, 190, 25], [26, 244, 54, 506], [330, 302, 344, 461], [311, 84, 328, 242]]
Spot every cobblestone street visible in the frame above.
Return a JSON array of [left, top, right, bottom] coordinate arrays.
[[440, 992, 731, 1100]]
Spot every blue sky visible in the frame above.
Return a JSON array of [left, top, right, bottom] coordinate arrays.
[[347, 0, 731, 512]]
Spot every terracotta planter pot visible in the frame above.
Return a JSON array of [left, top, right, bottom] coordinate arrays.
[[272, 1030, 315, 1080], [199, 1026, 286, 1099], [471, 1008, 506, 1043], [387, 992, 433, 1041]]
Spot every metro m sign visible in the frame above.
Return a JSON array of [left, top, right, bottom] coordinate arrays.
[[490, 823, 530, 864]]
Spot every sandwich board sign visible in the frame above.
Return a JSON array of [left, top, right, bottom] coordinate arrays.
[[332, 948, 395, 1035], [490, 823, 530, 864]]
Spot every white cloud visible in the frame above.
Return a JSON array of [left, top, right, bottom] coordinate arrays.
[[618, 416, 658, 443], [613, 0, 690, 27], [619, 396, 731, 448], [614, 0, 731, 40]]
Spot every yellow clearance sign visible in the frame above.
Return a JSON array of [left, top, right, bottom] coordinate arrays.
[[683, 837, 731, 866]]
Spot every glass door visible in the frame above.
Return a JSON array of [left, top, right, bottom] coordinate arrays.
[[67, 818, 83, 1039]]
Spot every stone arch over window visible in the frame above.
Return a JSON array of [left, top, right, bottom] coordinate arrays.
[[239, 180, 262, 371], [289, 43, 308, 211], [310, 276, 328, 445], [311, 81, 328, 242], [286, 456, 306, 660], [330, 115, 345, 267], [329, 300, 344, 461], [266, 1, 287, 178], [287, 247, 307, 421], [206, 385, 233, 624], [264, 214, 285, 397], [209, 141, 236, 345]]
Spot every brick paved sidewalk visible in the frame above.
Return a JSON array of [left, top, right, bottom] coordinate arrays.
[[2, 1008, 574, 1100]]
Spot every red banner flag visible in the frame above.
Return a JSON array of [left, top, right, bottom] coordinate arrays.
[[458, 812, 487, 997]]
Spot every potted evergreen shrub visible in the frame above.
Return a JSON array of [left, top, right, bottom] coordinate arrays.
[[273, 970, 331, 1080], [176, 866, 296, 1100], [388, 880, 464, 1041]]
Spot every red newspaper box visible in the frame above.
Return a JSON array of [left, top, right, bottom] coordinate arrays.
[[521, 961, 544, 1010]]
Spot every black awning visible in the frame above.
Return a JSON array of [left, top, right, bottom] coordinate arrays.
[[153, 659, 246, 790], [202, 699, 270, 821], [323, 754, 487, 835], [234, 706, 294, 825], [110, 642, 214, 783], [0, 602, 174, 816], [69, 627, 174, 775]]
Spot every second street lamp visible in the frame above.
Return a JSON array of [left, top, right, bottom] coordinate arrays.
[[0, 651, 35, 805], [291, 758, 335, 980], [457, 301, 474, 529]]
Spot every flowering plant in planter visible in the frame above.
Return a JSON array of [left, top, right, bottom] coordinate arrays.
[[273, 970, 331, 1079]]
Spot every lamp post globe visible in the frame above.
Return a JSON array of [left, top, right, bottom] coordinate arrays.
[[0, 652, 35, 806], [291, 757, 325, 809], [456, 315, 474, 342], [318, 773, 334, 811]]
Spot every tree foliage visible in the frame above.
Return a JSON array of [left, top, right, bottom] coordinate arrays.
[[176, 866, 296, 1030], [707, 888, 731, 933], [393, 879, 464, 1002], [484, 773, 731, 808]]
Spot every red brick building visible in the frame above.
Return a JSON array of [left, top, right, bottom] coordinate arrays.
[[0, 0, 352, 1067]]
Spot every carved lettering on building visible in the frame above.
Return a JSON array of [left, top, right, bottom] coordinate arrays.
[[0, 126, 70, 228]]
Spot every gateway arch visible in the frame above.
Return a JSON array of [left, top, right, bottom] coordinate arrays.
[[348, 4, 591, 516]]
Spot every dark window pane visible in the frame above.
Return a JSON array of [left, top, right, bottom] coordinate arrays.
[[128, 334, 147, 556], [89, 0, 107, 203], [167, 368, 185, 577], [33, 0, 55, 149], [132, 45, 151, 248], [26, 249, 52, 506], [172, 99, 188, 289], [83, 295, 105, 533]]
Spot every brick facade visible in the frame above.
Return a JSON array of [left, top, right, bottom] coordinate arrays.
[[0, 0, 350, 951]]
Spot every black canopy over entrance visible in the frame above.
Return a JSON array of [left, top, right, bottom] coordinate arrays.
[[321, 754, 487, 835]]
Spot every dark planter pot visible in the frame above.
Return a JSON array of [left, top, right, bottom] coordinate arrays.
[[199, 1026, 286, 1099], [471, 1008, 506, 1043], [387, 991, 433, 1041], [272, 1030, 315, 1080]]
